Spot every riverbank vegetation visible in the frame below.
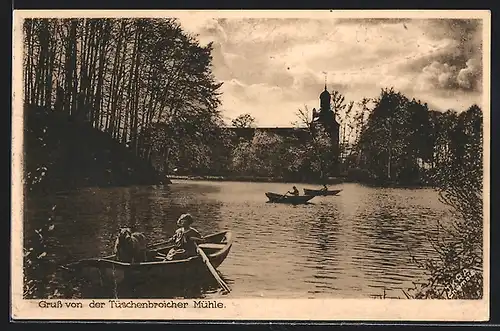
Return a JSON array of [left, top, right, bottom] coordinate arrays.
[[405, 104, 483, 299], [23, 18, 224, 194]]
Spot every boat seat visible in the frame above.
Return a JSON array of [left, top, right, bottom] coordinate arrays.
[[198, 243, 226, 250]]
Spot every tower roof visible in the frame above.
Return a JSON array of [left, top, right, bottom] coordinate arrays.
[[320, 86, 330, 99]]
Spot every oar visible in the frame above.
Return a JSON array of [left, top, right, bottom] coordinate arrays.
[[194, 242, 231, 294], [58, 259, 87, 270], [58, 260, 86, 272], [280, 192, 289, 200], [58, 257, 110, 271]]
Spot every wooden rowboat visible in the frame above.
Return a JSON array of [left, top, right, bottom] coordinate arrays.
[[64, 231, 233, 286], [265, 192, 315, 204], [303, 188, 342, 196]]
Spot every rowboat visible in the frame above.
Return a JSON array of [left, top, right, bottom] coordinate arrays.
[[303, 188, 342, 196], [265, 192, 315, 204], [64, 231, 233, 287]]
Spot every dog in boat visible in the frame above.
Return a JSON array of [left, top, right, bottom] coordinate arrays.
[[114, 227, 148, 263]]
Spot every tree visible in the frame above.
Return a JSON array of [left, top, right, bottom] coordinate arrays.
[[407, 104, 483, 299], [23, 18, 225, 180], [23, 18, 224, 155], [294, 106, 334, 182], [356, 88, 433, 185], [330, 90, 354, 171], [348, 97, 373, 169], [231, 113, 256, 128]]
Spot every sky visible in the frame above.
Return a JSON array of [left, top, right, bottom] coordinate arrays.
[[178, 16, 484, 127]]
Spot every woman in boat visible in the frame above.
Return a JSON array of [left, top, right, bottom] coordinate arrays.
[[321, 184, 328, 191], [163, 213, 206, 261], [288, 186, 300, 196]]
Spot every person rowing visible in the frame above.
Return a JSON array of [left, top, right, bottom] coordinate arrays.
[[287, 186, 300, 196], [161, 213, 206, 261], [321, 184, 328, 192], [158, 214, 232, 293]]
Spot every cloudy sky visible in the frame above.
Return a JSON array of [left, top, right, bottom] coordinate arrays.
[[178, 16, 484, 127]]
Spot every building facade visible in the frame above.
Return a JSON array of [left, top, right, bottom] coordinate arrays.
[[230, 85, 341, 150]]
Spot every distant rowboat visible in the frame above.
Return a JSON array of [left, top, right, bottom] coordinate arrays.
[[265, 192, 315, 205], [303, 188, 342, 196]]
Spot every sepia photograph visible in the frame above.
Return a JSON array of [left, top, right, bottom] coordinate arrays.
[[11, 10, 490, 321]]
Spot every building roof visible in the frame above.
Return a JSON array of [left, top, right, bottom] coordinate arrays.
[[226, 126, 310, 140], [320, 85, 330, 99]]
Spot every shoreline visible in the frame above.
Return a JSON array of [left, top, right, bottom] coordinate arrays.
[[166, 174, 344, 185], [166, 175, 434, 189]]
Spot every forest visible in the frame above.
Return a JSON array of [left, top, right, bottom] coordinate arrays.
[[23, 18, 226, 193]]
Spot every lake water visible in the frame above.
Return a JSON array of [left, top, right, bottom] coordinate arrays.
[[24, 180, 453, 299]]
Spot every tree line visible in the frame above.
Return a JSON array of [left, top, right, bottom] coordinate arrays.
[[341, 88, 483, 187], [23, 17, 224, 188], [23, 18, 482, 189], [222, 88, 482, 188]]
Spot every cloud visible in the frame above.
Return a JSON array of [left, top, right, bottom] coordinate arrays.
[[417, 61, 459, 90], [400, 19, 483, 92], [177, 16, 485, 126], [415, 55, 482, 93], [457, 57, 482, 90]]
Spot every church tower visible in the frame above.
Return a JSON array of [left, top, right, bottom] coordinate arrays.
[[315, 83, 339, 135], [319, 84, 331, 112], [310, 81, 341, 176]]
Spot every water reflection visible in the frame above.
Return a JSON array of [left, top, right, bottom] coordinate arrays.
[[305, 211, 341, 295], [24, 181, 453, 299]]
